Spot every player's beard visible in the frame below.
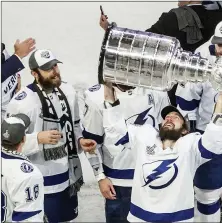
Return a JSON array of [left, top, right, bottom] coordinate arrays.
[[159, 124, 184, 141], [38, 72, 61, 90]]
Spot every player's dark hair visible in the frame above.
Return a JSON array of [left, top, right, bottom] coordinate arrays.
[[31, 68, 41, 75], [2, 142, 21, 151], [181, 122, 189, 136], [31, 68, 41, 84]]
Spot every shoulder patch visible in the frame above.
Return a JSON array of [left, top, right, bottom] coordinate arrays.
[[20, 162, 34, 173], [15, 91, 27, 100], [88, 84, 101, 92]]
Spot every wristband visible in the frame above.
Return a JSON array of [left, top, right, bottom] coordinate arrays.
[[96, 173, 106, 182]]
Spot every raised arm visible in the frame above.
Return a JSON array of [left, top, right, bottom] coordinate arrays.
[[194, 92, 222, 167], [82, 89, 105, 179]]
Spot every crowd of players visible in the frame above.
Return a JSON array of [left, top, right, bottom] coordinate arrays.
[[1, 1, 222, 222]]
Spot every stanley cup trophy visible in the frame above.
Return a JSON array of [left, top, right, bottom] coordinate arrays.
[[98, 25, 222, 91]]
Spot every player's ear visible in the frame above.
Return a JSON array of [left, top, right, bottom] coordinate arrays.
[[17, 136, 26, 153], [181, 129, 188, 136], [31, 69, 38, 79], [181, 122, 189, 136], [21, 136, 26, 145]]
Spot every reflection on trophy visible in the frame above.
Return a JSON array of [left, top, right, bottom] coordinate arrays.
[[98, 25, 222, 91]]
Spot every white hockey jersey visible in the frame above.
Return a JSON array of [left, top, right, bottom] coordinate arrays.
[[103, 105, 222, 222], [194, 36, 216, 65], [1, 49, 19, 120], [2, 74, 18, 120], [5, 81, 83, 194], [176, 40, 219, 132], [82, 84, 170, 186], [1, 149, 44, 222]]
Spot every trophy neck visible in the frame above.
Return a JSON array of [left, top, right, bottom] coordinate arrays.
[[171, 48, 212, 84]]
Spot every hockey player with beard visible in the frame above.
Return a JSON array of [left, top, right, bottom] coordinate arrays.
[[101, 82, 222, 223], [175, 21, 222, 222], [5, 49, 97, 222], [82, 77, 170, 222]]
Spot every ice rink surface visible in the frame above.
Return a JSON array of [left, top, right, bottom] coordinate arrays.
[[75, 182, 106, 222]]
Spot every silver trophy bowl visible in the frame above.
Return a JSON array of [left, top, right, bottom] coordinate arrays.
[[98, 25, 221, 91]]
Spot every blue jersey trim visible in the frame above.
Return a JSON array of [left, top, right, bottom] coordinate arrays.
[[44, 170, 69, 186], [176, 96, 200, 111], [82, 129, 104, 144], [27, 83, 36, 92], [198, 139, 220, 159], [103, 164, 134, 180], [194, 155, 222, 189], [130, 203, 194, 222], [1, 151, 28, 161], [197, 200, 220, 215], [115, 132, 129, 146], [12, 210, 42, 221]]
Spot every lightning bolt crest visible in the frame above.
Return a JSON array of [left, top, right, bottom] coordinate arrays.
[[143, 158, 178, 187]]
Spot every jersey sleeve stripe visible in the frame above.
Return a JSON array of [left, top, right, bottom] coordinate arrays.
[[12, 210, 42, 221], [130, 203, 194, 222], [197, 199, 221, 215], [82, 129, 104, 144], [103, 164, 134, 180], [198, 139, 221, 159], [176, 96, 200, 111], [44, 169, 69, 186]]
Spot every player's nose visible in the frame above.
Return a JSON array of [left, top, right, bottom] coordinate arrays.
[[165, 116, 173, 122]]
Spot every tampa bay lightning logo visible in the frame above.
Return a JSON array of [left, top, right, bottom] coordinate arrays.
[[115, 108, 155, 146], [127, 107, 155, 126], [15, 91, 27, 100], [20, 162, 34, 173], [142, 158, 178, 189]]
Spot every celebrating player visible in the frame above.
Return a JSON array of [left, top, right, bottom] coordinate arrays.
[[1, 114, 44, 222], [82, 79, 169, 223], [101, 82, 222, 222], [6, 49, 96, 222], [175, 21, 222, 222]]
